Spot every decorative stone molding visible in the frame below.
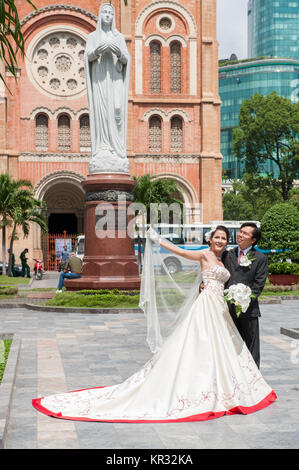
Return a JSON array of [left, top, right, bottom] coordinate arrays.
[[19, 152, 90, 162], [145, 34, 187, 48], [141, 108, 192, 122], [27, 107, 89, 121], [151, 172, 199, 205], [156, 14, 176, 34], [165, 35, 187, 47], [25, 25, 87, 100], [145, 34, 167, 47], [20, 4, 97, 26], [34, 170, 85, 200], [135, 1, 197, 38], [53, 107, 77, 120], [133, 154, 200, 163], [85, 190, 134, 202]]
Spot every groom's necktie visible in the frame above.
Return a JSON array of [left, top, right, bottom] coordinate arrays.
[[238, 250, 244, 264]]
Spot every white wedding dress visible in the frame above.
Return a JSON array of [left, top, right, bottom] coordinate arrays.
[[32, 265, 276, 422]]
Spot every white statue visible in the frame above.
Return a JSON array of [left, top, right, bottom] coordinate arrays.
[[84, 3, 130, 174]]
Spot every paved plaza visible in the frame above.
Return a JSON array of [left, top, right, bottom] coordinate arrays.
[[0, 288, 298, 449]]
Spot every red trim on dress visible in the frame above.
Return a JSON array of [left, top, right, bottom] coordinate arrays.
[[32, 390, 277, 423]]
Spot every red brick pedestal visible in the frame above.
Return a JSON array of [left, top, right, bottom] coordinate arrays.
[[65, 173, 141, 291]]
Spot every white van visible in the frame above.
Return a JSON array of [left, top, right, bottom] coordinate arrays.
[[74, 235, 85, 260]]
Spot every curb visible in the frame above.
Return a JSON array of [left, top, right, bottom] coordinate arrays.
[[23, 303, 143, 314], [0, 333, 21, 449], [0, 296, 298, 313]]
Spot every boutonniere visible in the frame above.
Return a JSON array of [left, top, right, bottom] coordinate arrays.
[[239, 252, 255, 269]]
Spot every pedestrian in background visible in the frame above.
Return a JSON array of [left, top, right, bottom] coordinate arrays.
[[20, 248, 30, 278]]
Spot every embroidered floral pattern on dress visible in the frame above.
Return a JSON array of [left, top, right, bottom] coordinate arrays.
[[202, 265, 230, 297]]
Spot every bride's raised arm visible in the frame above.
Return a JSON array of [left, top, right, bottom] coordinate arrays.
[[147, 227, 207, 262]]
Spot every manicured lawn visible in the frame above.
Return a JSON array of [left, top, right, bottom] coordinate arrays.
[[0, 275, 30, 285], [0, 339, 12, 383], [46, 291, 141, 309], [261, 290, 299, 297]]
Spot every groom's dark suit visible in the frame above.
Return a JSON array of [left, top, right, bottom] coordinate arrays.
[[222, 246, 268, 368]]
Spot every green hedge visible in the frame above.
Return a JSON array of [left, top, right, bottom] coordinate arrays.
[[0, 286, 18, 296], [268, 262, 299, 275], [260, 203, 299, 266]]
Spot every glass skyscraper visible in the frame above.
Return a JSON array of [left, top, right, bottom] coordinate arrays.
[[220, 59, 299, 178], [248, 0, 299, 59], [219, 0, 299, 179]]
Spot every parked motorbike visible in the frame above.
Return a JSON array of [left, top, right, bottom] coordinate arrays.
[[33, 258, 43, 280]]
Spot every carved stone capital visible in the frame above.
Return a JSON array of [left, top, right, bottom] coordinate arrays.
[[85, 190, 134, 202]]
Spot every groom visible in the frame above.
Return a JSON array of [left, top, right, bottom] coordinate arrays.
[[222, 222, 268, 369]]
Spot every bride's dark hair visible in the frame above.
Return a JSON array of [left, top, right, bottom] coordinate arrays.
[[208, 225, 229, 246]]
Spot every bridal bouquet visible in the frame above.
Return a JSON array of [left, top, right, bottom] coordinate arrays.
[[224, 283, 256, 317]]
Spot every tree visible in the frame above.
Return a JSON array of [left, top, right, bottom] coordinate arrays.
[[0, 1, 37, 85], [132, 174, 184, 226], [288, 187, 299, 211], [222, 190, 254, 220], [233, 92, 299, 200], [7, 188, 47, 276], [0, 173, 32, 275], [222, 172, 283, 221]]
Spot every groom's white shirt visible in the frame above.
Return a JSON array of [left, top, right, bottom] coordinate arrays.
[[238, 245, 252, 259]]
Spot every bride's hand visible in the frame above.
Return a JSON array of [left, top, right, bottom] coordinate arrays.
[[147, 227, 161, 245]]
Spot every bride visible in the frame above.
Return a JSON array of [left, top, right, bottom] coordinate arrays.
[[32, 225, 276, 422]]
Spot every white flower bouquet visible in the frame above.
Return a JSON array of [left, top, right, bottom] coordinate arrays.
[[224, 283, 256, 317]]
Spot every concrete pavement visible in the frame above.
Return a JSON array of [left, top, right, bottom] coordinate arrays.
[[0, 299, 298, 449]]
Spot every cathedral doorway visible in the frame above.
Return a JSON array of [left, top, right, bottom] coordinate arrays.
[[34, 171, 86, 270]]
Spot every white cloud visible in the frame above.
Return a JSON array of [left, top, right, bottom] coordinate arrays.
[[217, 0, 248, 60]]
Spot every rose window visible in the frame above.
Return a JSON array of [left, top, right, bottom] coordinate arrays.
[[29, 31, 86, 98]]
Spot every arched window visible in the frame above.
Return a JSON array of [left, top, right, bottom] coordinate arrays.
[[170, 116, 183, 152], [149, 116, 162, 152], [80, 115, 91, 151], [170, 42, 181, 93], [35, 114, 48, 151], [58, 114, 70, 151], [150, 41, 161, 93]]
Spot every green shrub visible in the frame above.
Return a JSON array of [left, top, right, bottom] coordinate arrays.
[[0, 286, 18, 296], [268, 262, 299, 275], [46, 291, 140, 308], [77, 289, 140, 296], [260, 203, 299, 265]]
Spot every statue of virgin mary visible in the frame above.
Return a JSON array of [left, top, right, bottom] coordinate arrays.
[[84, 3, 130, 174]]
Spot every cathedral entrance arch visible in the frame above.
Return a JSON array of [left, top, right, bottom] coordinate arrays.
[[34, 171, 86, 269], [151, 173, 201, 224]]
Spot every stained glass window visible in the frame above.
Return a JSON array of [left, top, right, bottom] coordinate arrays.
[[58, 115, 70, 151], [80, 115, 91, 151], [35, 114, 48, 151], [150, 42, 161, 94], [170, 42, 181, 93], [149, 116, 162, 152], [170, 116, 183, 152]]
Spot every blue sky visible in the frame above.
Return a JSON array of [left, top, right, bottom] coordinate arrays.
[[217, 0, 248, 60]]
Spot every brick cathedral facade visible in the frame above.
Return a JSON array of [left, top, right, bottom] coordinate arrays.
[[0, 0, 222, 261]]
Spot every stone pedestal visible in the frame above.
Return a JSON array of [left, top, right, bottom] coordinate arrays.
[[65, 173, 140, 291]]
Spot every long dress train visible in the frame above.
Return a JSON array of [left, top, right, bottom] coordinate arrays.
[[32, 265, 277, 422]]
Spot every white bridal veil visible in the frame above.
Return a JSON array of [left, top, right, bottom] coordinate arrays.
[[139, 237, 203, 354]]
